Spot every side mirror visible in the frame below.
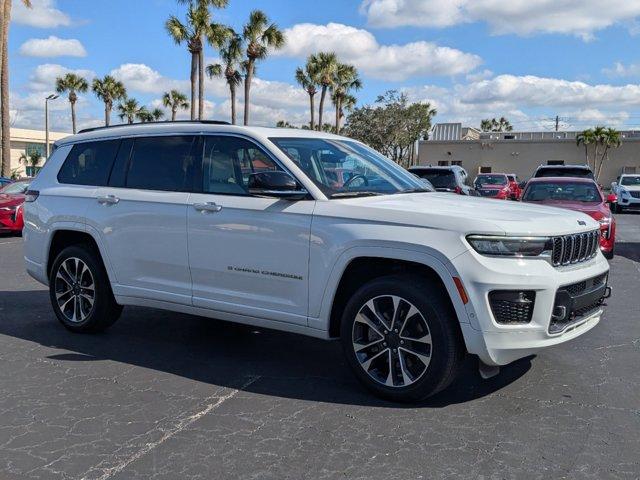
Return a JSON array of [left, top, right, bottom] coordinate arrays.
[[518, 181, 527, 189], [248, 171, 308, 199], [611, 182, 618, 188], [606, 193, 617, 204]]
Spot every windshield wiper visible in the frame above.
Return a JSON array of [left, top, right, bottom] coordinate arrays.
[[397, 188, 434, 194], [330, 191, 383, 198]]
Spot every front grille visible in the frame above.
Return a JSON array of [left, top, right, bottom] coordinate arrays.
[[630, 191, 640, 199], [551, 230, 599, 267], [549, 273, 608, 334], [478, 189, 497, 197], [489, 290, 536, 324]]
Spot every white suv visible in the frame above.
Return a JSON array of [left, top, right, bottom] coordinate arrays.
[[23, 122, 611, 402], [611, 174, 640, 212]]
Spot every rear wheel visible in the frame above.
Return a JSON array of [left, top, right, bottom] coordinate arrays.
[[340, 274, 465, 402], [49, 244, 122, 333]]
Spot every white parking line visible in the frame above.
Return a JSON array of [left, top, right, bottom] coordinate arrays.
[[83, 375, 261, 480]]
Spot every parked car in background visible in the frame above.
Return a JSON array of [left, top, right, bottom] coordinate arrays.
[[533, 164, 594, 179], [473, 173, 511, 199], [0, 180, 30, 235], [411, 174, 436, 191], [507, 174, 522, 200], [611, 174, 640, 213], [521, 177, 616, 259], [0, 177, 12, 188], [408, 165, 476, 195]]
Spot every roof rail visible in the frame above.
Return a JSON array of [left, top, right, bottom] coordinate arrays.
[[77, 120, 231, 135]]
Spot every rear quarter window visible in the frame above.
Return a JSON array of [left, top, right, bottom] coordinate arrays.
[[57, 140, 121, 186]]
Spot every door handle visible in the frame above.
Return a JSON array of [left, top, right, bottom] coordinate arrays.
[[97, 195, 120, 205], [193, 202, 222, 213]]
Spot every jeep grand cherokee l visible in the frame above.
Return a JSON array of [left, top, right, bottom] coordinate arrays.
[[23, 122, 611, 402]]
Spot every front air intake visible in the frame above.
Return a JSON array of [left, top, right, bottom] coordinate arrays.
[[489, 290, 536, 324]]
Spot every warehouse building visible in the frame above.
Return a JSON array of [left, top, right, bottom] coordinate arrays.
[[419, 123, 640, 185], [5, 128, 69, 178]]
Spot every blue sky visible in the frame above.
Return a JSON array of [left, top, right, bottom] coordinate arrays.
[[9, 0, 640, 132]]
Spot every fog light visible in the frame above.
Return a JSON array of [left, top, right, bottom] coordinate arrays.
[[489, 290, 536, 324]]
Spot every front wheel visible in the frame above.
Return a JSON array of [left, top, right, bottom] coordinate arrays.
[[340, 274, 465, 402], [49, 244, 122, 333]]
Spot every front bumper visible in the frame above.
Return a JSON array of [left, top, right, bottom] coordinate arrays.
[[618, 194, 640, 207], [452, 248, 610, 366]]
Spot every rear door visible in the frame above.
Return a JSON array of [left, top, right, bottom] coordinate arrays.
[[88, 135, 197, 305], [187, 134, 313, 325]]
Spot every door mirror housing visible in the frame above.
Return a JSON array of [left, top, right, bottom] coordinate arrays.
[[606, 193, 617, 204], [248, 171, 308, 199]]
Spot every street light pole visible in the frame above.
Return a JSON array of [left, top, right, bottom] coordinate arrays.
[[45, 94, 59, 159]]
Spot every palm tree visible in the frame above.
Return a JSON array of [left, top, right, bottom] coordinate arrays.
[[206, 32, 243, 124], [166, 1, 229, 120], [332, 92, 357, 133], [92, 75, 126, 127], [55, 73, 89, 134], [150, 108, 165, 121], [309, 52, 338, 131], [1, 0, 32, 177], [596, 127, 621, 181], [480, 117, 513, 132], [295, 58, 318, 130], [136, 107, 154, 123], [117, 98, 141, 124], [330, 63, 361, 134], [576, 128, 595, 165], [162, 89, 189, 121], [241, 10, 285, 126]]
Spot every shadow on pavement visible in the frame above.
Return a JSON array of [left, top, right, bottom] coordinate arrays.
[[0, 289, 531, 408], [615, 242, 640, 263]]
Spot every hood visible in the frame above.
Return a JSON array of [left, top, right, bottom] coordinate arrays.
[[524, 199, 608, 221], [620, 184, 640, 192], [0, 194, 24, 208], [322, 193, 599, 236]]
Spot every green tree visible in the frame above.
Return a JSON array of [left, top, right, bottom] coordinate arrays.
[[576, 128, 596, 165], [578, 126, 621, 181], [330, 63, 361, 134], [242, 10, 285, 125], [480, 117, 513, 132], [136, 107, 154, 123], [1, 0, 32, 177], [55, 73, 89, 134], [309, 52, 338, 131], [162, 89, 189, 121], [166, 1, 229, 120], [343, 90, 437, 167], [92, 75, 127, 126], [206, 32, 243, 124], [295, 58, 319, 130], [150, 108, 165, 121], [117, 98, 141, 124]]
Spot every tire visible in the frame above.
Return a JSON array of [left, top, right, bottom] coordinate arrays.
[[49, 244, 122, 333], [614, 203, 623, 214], [340, 274, 465, 402]]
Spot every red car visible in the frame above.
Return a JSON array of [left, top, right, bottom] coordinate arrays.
[[507, 174, 522, 200], [0, 180, 30, 235], [474, 173, 511, 199], [521, 177, 616, 259]]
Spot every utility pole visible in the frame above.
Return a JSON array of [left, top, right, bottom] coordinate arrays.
[[555, 115, 559, 132], [44, 94, 59, 159]]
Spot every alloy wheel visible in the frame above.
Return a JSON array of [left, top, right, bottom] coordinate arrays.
[[352, 295, 432, 388], [54, 257, 95, 323]]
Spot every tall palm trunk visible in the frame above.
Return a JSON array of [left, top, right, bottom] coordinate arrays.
[[104, 101, 111, 127], [171, 106, 177, 121], [335, 98, 341, 134], [317, 85, 328, 131], [243, 59, 254, 126], [70, 100, 77, 134], [0, 0, 11, 177], [309, 93, 315, 130], [198, 47, 204, 120], [189, 51, 197, 120], [230, 82, 237, 125]]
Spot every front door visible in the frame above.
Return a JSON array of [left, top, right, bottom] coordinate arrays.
[[187, 135, 313, 326]]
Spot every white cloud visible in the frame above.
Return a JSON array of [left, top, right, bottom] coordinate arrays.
[[361, 0, 640, 39], [19, 36, 86, 58], [28, 63, 96, 92], [13, 0, 72, 28], [602, 61, 640, 78], [277, 22, 481, 80], [110, 63, 189, 94]]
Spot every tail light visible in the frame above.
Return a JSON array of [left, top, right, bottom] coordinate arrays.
[[454, 186, 462, 194], [24, 190, 39, 202]]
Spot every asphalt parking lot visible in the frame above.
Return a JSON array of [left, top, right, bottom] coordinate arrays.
[[1, 214, 639, 480]]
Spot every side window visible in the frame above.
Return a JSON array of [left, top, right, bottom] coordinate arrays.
[[57, 140, 120, 186], [126, 136, 197, 192], [201, 136, 282, 195]]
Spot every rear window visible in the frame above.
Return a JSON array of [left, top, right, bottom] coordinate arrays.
[[412, 170, 456, 188], [57, 140, 120, 186], [535, 167, 593, 179], [476, 174, 507, 185]]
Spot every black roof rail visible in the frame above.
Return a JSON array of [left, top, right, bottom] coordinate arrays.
[[77, 120, 231, 135]]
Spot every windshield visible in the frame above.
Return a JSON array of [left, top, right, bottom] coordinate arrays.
[[620, 176, 640, 186], [522, 181, 602, 203], [536, 167, 593, 179], [476, 174, 507, 186], [269, 137, 425, 197], [0, 181, 29, 194], [413, 170, 456, 188]]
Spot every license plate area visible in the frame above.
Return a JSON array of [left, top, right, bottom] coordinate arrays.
[[549, 274, 609, 334]]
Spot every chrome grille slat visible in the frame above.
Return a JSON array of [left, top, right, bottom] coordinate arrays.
[[551, 229, 599, 267]]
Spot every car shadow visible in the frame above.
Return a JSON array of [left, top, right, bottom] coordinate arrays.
[[0, 289, 531, 408], [615, 242, 640, 263]]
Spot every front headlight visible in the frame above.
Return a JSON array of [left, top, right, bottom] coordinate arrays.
[[467, 235, 552, 257], [620, 189, 630, 197], [599, 217, 611, 226]]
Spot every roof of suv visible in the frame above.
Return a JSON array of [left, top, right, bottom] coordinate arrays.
[[535, 164, 592, 171], [408, 165, 466, 172], [527, 176, 596, 184], [55, 122, 344, 147]]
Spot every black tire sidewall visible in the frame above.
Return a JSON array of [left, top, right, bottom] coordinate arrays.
[[340, 275, 462, 402]]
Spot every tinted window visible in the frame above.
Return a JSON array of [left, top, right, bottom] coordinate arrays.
[[412, 170, 456, 189], [620, 176, 640, 186], [475, 174, 508, 186], [201, 136, 282, 195], [126, 136, 197, 191], [523, 182, 602, 203], [535, 167, 593, 179], [58, 140, 120, 186], [108, 138, 133, 188]]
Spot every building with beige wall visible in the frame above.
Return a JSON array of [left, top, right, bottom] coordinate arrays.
[[7, 127, 70, 178], [419, 124, 640, 186]]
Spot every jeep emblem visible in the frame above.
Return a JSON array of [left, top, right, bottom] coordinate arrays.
[[577, 220, 587, 226]]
